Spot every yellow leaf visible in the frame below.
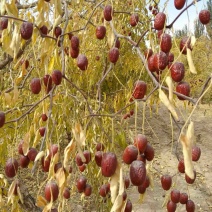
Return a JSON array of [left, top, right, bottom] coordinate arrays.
[[165, 76, 174, 102], [187, 48, 197, 74], [63, 139, 76, 170], [55, 167, 66, 188], [5, 0, 18, 17], [23, 132, 30, 156], [180, 134, 194, 179], [7, 180, 16, 203], [110, 164, 120, 203], [35, 151, 45, 162], [159, 89, 179, 121], [2, 29, 13, 56], [13, 84, 19, 103], [4, 93, 12, 106], [36, 195, 47, 208], [48, 57, 55, 72], [17, 186, 23, 204], [0, 0, 6, 15], [43, 202, 53, 212]]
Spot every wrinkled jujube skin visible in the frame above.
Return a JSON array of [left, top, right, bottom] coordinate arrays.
[[20, 22, 33, 40], [30, 78, 41, 94], [134, 134, 148, 153], [77, 54, 88, 70], [108, 47, 119, 63], [0, 18, 8, 30], [160, 33, 172, 53], [199, 9, 211, 25], [130, 14, 139, 27], [170, 62, 185, 82], [52, 70, 63, 85], [174, 0, 186, 10], [130, 160, 146, 186], [176, 81, 190, 100], [180, 36, 192, 55], [161, 174, 172, 190], [153, 51, 168, 70], [132, 80, 147, 100], [154, 12, 166, 30], [101, 152, 117, 177], [44, 181, 59, 202], [5, 158, 19, 178], [71, 36, 80, 50], [96, 26, 106, 39], [122, 145, 138, 164], [104, 5, 113, 21]]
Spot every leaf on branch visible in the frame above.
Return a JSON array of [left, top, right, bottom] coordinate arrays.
[[12, 84, 19, 103], [54, 0, 63, 16], [4, 93, 12, 106], [5, 0, 18, 17], [187, 48, 197, 74], [2, 30, 13, 57], [110, 163, 120, 204], [180, 133, 194, 179], [23, 132, 30, 156], [165, 76, 174, 102], [63, 139, 76, 170], [10, 24, 21, 58], [7, 180, 16, 204], [159, 89, 179, 121], [42, 201, 53, 212], [55, 167, 66, 188], [17, 186, 24, 204], [36, 195, 47, 208], [0, 0, 6, 15], [111, 165, 125, 211], [72, 123, 86, 163], [53, 15, 62, 29], [35, 151, 45, 162]]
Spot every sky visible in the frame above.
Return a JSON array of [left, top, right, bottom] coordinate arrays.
[[159, 0, 208, 32]]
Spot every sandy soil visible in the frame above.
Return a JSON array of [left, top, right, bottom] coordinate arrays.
[[127, 102, 212, 212]]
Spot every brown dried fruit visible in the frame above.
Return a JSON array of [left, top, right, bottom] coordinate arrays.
[[130, 14, 139, 27], [123, 145, 138, 164], [40, 25, 48, 35], [101, 152, 117, 177], [160, 33, 172, 53], [171, 189, 180, 203], [130, 160, 146, 186], [63, 187, 70, 199], [44, 181, 59, 202], [42, 157, 50, 172], [153, 51, 168, 70], [108, 47, 119, 63], [104, 5, 113, 21], [185, 170, 196, 184], [154, 12, 166, 30], [168, 52, 174, 62], [54, 26, 62, 38], [178, 158, 185, 173], [70, 48, 79, 58], [30, 78, 41, 94], [43, 74, 52, 88], [54, 162, 62, 173], [27, 148, 38, 161], [20, 22, 33, 40], [124, 199, 132, 212], [18, 140, 24, 155], [79, 164, 86, 172], [170, 62, 185, 82], [41, 114, 48, 121], [39, 127, 46, 137], [77, 54, 88, 70], [176, 81, 190, 100], [192, 146, 201, 162], [144, 49, 153, 59], [167, 200, 177, 212], [137, 154, 146, 164], [76, 176, 87, 192], [132, 80, 147, 100], [115, 39, 120, 49], [84, 184, 92, 196], [137, 184, 146, 194], [186, 199, 195, 212], [5, 158, 19, 178], [174, 0, 186, 10], [179, 192, 188, 204], [95, 151, 103, 167], [19, 155, 30, 168], [0, 18, 8, 30], [71, 36, 80, 50], [52, 70, 62, 85], [83, 150, 91, 164], [96, 26, 106, 39], [148, 54, 158, 72], [96, 143, 105, 151], [99, 184, 108, 197], [199, 10, 211, 25], [161, 174, 172, 190], [124, 177, 130, 189], [134, 134, 148, 153], [0, 111, 5, 128], [144, 143, 154, 161], [49, 144, 59, 159]]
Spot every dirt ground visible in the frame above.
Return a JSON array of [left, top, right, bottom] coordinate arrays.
[[127, 102, 212, 212]]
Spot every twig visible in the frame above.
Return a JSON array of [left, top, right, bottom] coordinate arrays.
[[4, 94, 50, 124], [63, 75, 93, 114]]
